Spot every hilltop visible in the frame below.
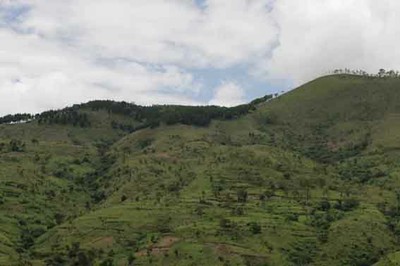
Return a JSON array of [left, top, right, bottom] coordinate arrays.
[[1, 74, 400, 265]]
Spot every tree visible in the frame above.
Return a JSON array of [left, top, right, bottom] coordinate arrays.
[[54, 212, 65, 225], [395, 190, 400, 219], [9, 139, 25, 152], [317, 199, 331, 211], [219, 218, 232, 229], [121, 195, 127, 202], [100, 258, 113, 266], [128, 253, 136, 265], [237, 189, 248, 203], [248, 221, 262, 234]]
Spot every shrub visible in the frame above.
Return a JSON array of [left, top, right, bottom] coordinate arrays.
[[342, 198, 360, 211], [248, 222, 262, 234], [317, 199, 331, 211], [335, 198, 360, 211], [237, 189, 248, 203], [9, 139, 25, 152], [121, 195, 127, 202], [54, 212, 65, 225], [219, 218, 232, 229]]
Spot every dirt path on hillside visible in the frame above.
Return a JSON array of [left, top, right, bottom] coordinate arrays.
[[135, 236, 180, 257]]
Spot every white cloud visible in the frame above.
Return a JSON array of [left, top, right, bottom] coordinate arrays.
[[16, 0, 277, 68], [0, 28, 199, 114], [2, 0, 400, 115], [209, 82, 245, 107], [0, 0, 277, 115], [261, 0, 400, 85]]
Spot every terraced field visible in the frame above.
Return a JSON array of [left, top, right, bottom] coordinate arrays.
[[1, 75, 400, 265]]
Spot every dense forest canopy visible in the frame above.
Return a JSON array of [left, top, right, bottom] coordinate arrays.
[[0, 113, 34, 124], [0, 94, 274, 128]]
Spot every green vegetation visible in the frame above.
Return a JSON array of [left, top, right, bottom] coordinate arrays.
[[2, 74, 400, 265], [0, 113, 33, 125]]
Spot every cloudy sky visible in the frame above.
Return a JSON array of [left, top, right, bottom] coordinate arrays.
[[0, 0, 399, 115]]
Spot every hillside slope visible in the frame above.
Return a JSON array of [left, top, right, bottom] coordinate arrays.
[[256, 75, 400, 161], [1, 75, 400, 265]]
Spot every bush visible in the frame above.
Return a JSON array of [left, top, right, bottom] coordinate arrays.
[[285, 239, 317, 265], [128, 254, 136, 265], [285, 213, 299, 222], [54, 212, 65, 225], [9, 139, 25, 152], [137, 138, 153, 149], [121, 195, 127, 202], [335, 198, 360, 211], [219, 218, 232, 229], [248, 221, 262, 234], [232, 206, 245, 216], [237, 189, 248, 203], [317, 199, 331, 211], [342, 198, 360, 211]]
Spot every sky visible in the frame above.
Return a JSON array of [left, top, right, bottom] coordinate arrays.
[[0, 0, 400, 115]]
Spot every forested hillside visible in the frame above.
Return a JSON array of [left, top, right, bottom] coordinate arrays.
[[1, 74, 400, 265]]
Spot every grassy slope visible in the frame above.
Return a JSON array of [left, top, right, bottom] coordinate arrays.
[[256, 75, 400, 153], [0, 110, 131, 264], [31, 124, 330, 265], [1, 75, 400, 265]]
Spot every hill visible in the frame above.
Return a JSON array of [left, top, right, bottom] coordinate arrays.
[[1, 74, 400, 265]]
